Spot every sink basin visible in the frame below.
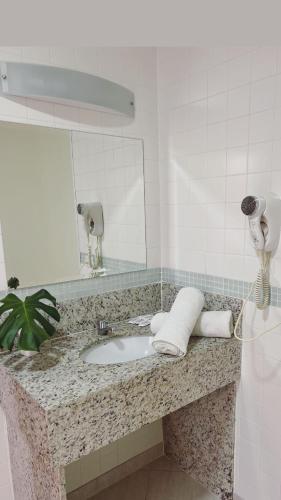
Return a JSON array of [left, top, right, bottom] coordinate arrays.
[[81, 336, 155, 365]]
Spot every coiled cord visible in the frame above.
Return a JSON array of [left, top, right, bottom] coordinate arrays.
[[255, 251, 271, 310], [233, 251, 281, 342]]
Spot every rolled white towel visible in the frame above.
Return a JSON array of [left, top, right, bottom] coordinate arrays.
[[193, 310, 233, 337], [152, 287, 204, 356], [150, 312, 168, 334], [151, 310, 233, 338]]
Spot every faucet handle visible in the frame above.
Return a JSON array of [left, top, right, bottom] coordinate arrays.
[[96, 319, 112, 336], [97, 320, 108, 330]]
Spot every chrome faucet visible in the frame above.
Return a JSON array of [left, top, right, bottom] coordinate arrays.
[[96, 320, 112, 336]]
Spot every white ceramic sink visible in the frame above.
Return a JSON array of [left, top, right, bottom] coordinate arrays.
[[81, 336, 155, 365]]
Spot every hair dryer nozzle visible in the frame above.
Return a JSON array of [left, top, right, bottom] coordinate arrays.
[[241, 196, 257, 215]]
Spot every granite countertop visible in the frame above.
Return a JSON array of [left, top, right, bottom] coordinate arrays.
[[0, 283, 242, 500], [0, 320, 239, 412], [0, 306, 242, 466]]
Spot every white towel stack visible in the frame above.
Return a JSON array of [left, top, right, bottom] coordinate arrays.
[[152, 287, 204, 357], [151, 310, 233, 338]]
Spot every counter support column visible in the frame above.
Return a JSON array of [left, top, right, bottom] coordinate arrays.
[[1, 372, 67, 500], [163, 382, 236, 500]]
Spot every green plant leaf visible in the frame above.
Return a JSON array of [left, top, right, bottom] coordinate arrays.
[[33, 301, 60, 322], [0, 315, 23, 351], [0, 294, 22, 316], [0, 289, 60, 352], [32, 310, 56, 336]]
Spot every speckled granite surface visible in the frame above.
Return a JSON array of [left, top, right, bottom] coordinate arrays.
[[0, 284, 242, 500], [2, 367, 66, 500], [164, 383, 236, 500], [0, 323, 241, 461], [57, 283, 161, 334]]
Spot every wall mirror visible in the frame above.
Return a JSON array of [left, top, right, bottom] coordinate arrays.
[[0, 122, 146, 290]]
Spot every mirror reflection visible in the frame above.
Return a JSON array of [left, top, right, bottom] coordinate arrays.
[[0, 123, 146, 290]]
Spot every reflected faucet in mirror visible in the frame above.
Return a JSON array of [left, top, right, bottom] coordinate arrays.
[[77, 202, 104, 277]]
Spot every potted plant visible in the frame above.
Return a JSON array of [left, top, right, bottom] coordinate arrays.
[[0, 288, 60, 355]]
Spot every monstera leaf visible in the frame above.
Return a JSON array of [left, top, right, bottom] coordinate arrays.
[[0, 289, 60, 352]]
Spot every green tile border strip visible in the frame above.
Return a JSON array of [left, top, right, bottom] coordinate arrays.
[[4, 265, 281, 307], [2, 268, 161, 302], [161, 268, 281, 307]]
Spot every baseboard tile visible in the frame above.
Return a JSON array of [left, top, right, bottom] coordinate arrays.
[[67, 443, 164, 500]]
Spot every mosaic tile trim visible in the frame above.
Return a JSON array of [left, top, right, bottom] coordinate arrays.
[[3, 264, 280, 307], [1, 268, 161, 303], [161, 268, 281, 308]]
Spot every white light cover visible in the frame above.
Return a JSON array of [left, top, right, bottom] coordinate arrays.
[[0, 61, 135, 117]]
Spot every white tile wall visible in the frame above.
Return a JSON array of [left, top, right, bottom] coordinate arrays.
[[157, 46, 281, 287], [72, 132, 146, 264], [157, 46, 281, 500], [235, 301, 281, 500]]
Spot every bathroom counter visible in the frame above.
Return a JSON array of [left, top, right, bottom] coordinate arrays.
[[0, 320, 241, 467], [0, 284, 243, 500]]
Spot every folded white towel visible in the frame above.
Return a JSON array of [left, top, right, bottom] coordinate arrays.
[[151, 310, 233, 338], [152, 287, 204, 356]]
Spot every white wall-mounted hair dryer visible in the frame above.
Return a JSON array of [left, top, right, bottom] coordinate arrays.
[[234, 192, 281, 342], [241, 193, 281, 254]]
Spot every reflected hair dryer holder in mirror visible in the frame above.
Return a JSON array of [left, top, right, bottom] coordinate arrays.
[[77, 202, 104, 273]]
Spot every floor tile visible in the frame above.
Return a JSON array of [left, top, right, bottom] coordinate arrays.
[[90, 457, 218, 500], [146, 469, 217, 500], [89, 470, 148, 500]]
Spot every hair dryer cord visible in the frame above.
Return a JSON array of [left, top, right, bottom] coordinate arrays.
[[234, 251, 281, 341]]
